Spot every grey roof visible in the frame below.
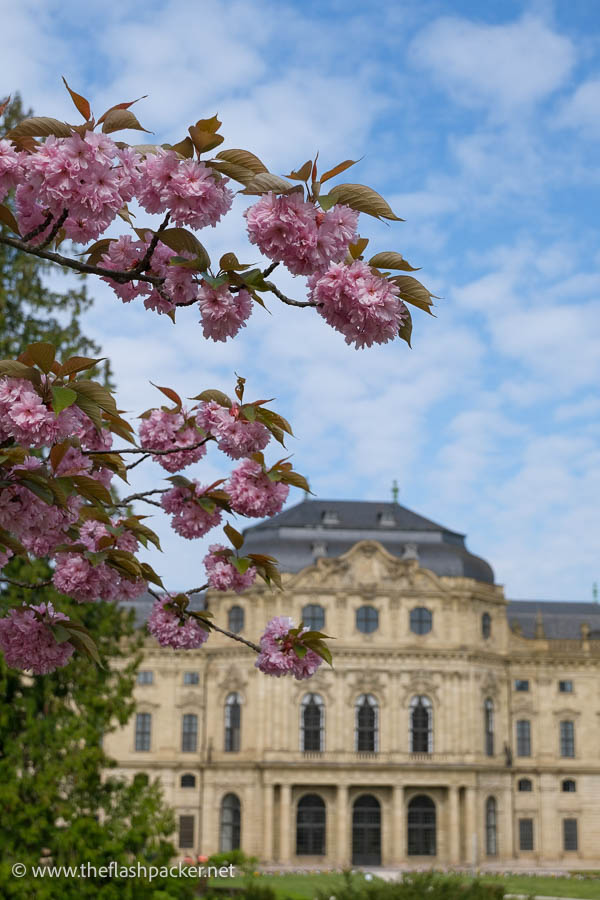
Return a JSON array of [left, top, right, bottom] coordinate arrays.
[[122, 592, 206, 628], [242, 498, 495, 584], [507, 600, 600, 640]]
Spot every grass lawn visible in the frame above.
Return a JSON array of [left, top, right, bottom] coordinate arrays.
[[208, 871, 600, 900]]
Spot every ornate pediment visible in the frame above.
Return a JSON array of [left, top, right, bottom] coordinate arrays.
[[286, 540, 447, 594], [217, 665, 248, 700], [345, 669, 388, 706], [400, 668, 441, 704]]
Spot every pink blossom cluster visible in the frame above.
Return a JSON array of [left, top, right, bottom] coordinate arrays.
[[309, 260, 409, 349], [245, 193, 358, 276], [52, 519, 147, 603], [139, 407, 206, 473], [0, 377, 82, 448], [255, 616, 322, 680], [147, 595, 209, 649], [227, 458, 289, 518], [0, 602, 75, 674], [160, 481, 222, 539], [100, 234, 197, 315], [198, 283, 253, 342], [0, 138, 24, 203], [0, 459, 81, 559], [203, 544, 257, 593], [135, 149, 233, 229], [16, 132, 138, 243], [196, 401, 270, 459]]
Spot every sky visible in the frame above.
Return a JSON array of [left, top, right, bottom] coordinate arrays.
[[1, 0, 599, 602]]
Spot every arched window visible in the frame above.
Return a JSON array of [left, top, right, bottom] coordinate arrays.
[[562, 779, 576, 793], [356, 605, 379, 634], [486, 797, 497, 856], [355, 694, 378, 752], [296, 794, 326, 855], [482, 612, 491, 639], [410, 696, 433, 753], [220, 794, 241, 851], [228, 606, 244, 633], [181, 773, 196, 788], [224, 692, 241, 752], [302, 604, 325, 631], [133, 772, 149, 787], [181, 713, 198, 752], [518, 778, 532, 792], [484, 698, 494, 756], [301, 694, 324, 751], [410, 607, 432, 635], [407, 795, 436, 855]]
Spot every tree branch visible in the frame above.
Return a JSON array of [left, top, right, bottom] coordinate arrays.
[[263, 280, 316, 308], [38, 208, 68, 250], [113, 489, 166, 507], [134, 212, 170, 274], [21, 212, 53, 243], [0, 233, 166, 288], [0, 577, 53, 589], [84, 439, 208, 457]]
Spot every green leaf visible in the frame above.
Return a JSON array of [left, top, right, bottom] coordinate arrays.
[[70, 475, 113, 505], [224, 523, 244, 550], [389, 275, 438, 315], [207, 159, 254, 185], [82, 239, 116, 267], [327, 183, 404, 221], [7, 117, 72, 139], [51, 385, 77, 416], [25, 341, 56, 373], [231, 556, 252, 575], [368, 252, 419, 272], [101, 109, 150, 134], [191, 389, 232, 407], [398, 309, 413, 348], [188, 125, 224, 154], [0, 359, 42, 386], [52, 623, 73, 644], [240, 173, 298, 196], [219, 252, 250, 272], [156, 228, 210, 268], [167, 136, 195, 158], [58, 355, 105, 377], [348, 237, 369, 260], [215, 148, 268, 174], [19, 476, 55, 505], [292, 643, 308, 659], [71, 380, 118, 415], [317, 194, 336, 212]]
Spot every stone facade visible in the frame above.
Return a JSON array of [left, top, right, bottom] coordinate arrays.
[[105, 535, 600, 866]]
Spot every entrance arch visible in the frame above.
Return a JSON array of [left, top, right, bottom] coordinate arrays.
[[407, 794, 436, 855], [352, 794, 381, 865]]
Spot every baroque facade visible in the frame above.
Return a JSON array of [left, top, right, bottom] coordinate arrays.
[[106, 499, 600, 866]]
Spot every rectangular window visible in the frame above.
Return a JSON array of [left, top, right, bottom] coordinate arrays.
[[560, 720, 575, 758], [135, 713, 151, 751], [181, 714, 198, 752], [514, 679, 529, 692], [559, 680, 573, 693], [183, 671, 199, 685], [519, 818, 534, 851], [137, 670, 153, 685], [563, 818, 578, 851], [179, 815, 195, 849], [516, 720, 531, 757]]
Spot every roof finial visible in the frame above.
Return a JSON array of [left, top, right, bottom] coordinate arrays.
[[593, 582, 598, 604], [392, 480, 399, 503]]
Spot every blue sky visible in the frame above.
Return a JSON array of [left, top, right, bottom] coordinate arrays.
[[2, 0, 599, 602]]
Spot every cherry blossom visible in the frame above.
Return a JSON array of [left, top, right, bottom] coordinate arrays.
[[139, 408, 206, 473], [227, 458, 289, 518], [147, 595, 209, 649], [196, 401, 270, 459], [160, 482, 222, 539], [255, 616, 322, 679], [198, 283, 253, 342], [0, 602, 76, 675], [204, 544, 257, 593]]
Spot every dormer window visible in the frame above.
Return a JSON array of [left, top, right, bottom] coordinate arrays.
[[312, 541, 327, 559], [377, 511, 396, 527], [321, 510, 339, 526]]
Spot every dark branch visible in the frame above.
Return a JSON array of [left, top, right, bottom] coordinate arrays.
[[264, 280, 316, 308], [134, 212, 170, 274], [21, 212, 53, 243], [84, 438, 209, 457], [38, 208, 68, 250], [0, 577, 53, 589], [262, 261, 279, 278]]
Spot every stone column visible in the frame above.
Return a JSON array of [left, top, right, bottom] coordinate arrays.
[[464, 786, 478, 866], [200, 782, 215, 855], [263, 783, 274, 863], [448, 785, 460, 865], [336, 784, 349, 866], [279, 783, 292, 862], [392, 785, 405, 863]]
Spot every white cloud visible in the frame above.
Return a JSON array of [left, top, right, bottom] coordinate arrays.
[[410, 15, 575, 113], [556, 78, 600, 135]]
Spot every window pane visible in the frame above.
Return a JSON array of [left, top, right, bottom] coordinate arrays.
[[182, 714, 198, 752], [482, 613, 491, 639], [184, 671, 199, 685], [181, 774, 196, 788], [302, 695, 323, 752], [302, 604, 325, 631], [560, 721, 575, 758], [514, 679, 529, 691], [296, 795, 326, 855], [228, 606, 244, 633], [516, 720, 531, 757], [559, 680, 573, 693], [484, 700, 494, 757], [563, 818, 578, 851], [356, 606, 378, 634], [220, 794, 241, 851], [135, 713, 151, 751], [410, 607, 432, 635], [137, 671, 153, 685], [411, 697, 432, 753], [179, 815, 194, 849], [517, 779, 532, 792], [485, 797, 497, 856], [225, 693, 241, 752], [562, 779, 576, 793], [356, 695, 377, 753], [519, 818, 534, 851]]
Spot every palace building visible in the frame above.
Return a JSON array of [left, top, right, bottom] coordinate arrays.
[[105, 498, 600, 867]]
